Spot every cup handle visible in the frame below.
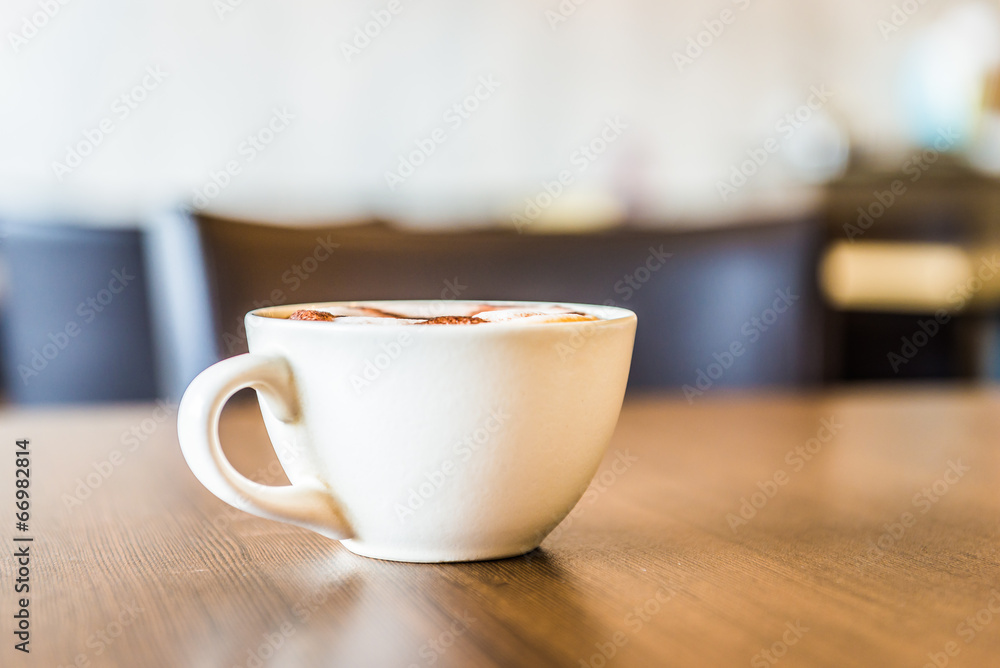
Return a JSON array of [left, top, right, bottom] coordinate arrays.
[[178, 353, 352, 539]]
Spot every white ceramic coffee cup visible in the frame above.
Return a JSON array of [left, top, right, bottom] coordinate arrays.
[[178, 300, 636, 562]]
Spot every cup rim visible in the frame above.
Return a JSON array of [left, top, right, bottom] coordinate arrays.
[[247, 300, 636, 329]]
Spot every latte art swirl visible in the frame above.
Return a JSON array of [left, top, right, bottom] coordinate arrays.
[[287, 303, 599, 325]]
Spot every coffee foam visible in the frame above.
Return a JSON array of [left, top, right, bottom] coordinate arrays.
[[326, 316, 427, 325], [471, 310, 597, 324], [287, 303, 599, 325]]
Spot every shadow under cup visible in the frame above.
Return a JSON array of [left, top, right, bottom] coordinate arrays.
[[184, 300, 636, 563]]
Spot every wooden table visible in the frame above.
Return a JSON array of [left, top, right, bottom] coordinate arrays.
[[2, 388, 1000, 667]]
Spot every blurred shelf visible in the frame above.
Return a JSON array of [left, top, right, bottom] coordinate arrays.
[[820, 241, 1000, 313]]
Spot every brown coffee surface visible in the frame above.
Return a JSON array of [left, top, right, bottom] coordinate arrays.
[[417, 315, 487, 325], [289, 309, 338, 321]]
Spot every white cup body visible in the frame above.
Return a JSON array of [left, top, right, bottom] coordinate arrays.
[[232, 300, 634, 562]]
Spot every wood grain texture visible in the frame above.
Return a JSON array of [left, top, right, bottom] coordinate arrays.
[[2, 387, 1000, 667]]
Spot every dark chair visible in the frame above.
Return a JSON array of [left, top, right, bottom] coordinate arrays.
[[0, 222, 158, 403], [196, 215, 824, 393]]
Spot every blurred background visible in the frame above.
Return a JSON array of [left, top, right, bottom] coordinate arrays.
[[4, 0, 1000, 403]]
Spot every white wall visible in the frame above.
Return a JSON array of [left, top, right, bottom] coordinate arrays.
[[0, 0, 994, 228]]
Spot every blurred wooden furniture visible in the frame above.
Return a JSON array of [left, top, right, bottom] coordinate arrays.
[[820, 159, 1000, 381], [197, 215, 824, 390], [4, 388, 1000, 666]]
